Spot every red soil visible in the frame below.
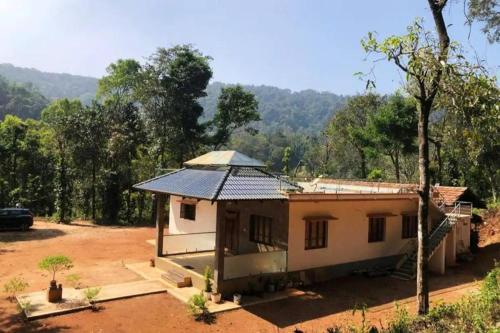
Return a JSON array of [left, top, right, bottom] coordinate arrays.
[[1, 218, 498, 333]]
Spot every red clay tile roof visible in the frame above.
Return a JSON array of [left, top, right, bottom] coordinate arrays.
[[433, 186, 468, 206]]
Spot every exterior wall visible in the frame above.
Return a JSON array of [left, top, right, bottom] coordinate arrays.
[[288, 195, 439, 273], [455, 216, 471, 253], [168, 195, 217, 234], [223, 200, 289, 254]]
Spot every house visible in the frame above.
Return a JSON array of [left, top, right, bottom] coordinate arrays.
[[134, 151, 473, 296]]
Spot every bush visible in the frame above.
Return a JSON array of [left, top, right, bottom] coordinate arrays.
[[203, 266, 213, 293], [65, 273, 81, 289], [3, 277, 29, 301], [38, 255, 73, 281], [83, 287, 101, 303], [187, 293, 215, 324], [83, 287, 101, 311]]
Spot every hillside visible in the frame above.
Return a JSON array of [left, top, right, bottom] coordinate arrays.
[[0, 64, 346, 132], [0, 63, 97, 103], [0, 76, 48, 120], [200, 82, 346, 133]]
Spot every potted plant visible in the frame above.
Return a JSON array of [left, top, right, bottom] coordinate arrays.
[[203, 266, 213, 300], [38, 255, 73, 302], [211, 289, 222, 304], [233, 293, 242, 305]]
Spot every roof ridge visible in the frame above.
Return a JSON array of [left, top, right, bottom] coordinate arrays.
[[211, 166, 233, 201]]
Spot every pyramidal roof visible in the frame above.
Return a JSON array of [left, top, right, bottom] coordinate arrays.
[[184, 150, 265, 167]]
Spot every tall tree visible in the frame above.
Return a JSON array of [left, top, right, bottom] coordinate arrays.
[[42, 99, 83, 223], [68, 102, 108, 220], [98, 59, 144, 224], [140, 45, 212, 168], [211, 85, 260, 150], [362, 0, 452, 314]]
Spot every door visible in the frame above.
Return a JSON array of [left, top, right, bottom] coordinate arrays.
[[224, 211, 239, 254]]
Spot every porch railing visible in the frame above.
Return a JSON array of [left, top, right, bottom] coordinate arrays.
[[223, 250, 287, 280], [163, 232, 216, 255], [442, 201, 472, 216]]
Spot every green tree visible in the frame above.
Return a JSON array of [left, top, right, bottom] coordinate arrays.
[[98, 59, 145, 224], [328, 93, 382, 179], [139, 45, 212, 168], [211, 85, 260, 149], [368, 94, 418, 182], [42, 99, 83, 223], [68, 102, 108, 220]]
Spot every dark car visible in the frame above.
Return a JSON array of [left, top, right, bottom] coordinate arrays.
[[0, 208, 34, 231]]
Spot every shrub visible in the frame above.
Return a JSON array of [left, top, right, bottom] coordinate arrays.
[[83, 287, 101, 303], [203, 266, 213, 293], [385, 304, 411, 333], [84, 287, 101, 311], [187, 293, 215, 324], [3, 277, 29, 301], [65, 273, 81, 289], [38, 255, 73, 281]]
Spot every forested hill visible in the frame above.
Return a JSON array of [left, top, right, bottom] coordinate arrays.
[[200, 82, 347, 133], [0, 64, 346, 132], [0, 63, 98, 104]]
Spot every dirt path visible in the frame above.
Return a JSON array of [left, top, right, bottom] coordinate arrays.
[[1, 220, 498, 333]]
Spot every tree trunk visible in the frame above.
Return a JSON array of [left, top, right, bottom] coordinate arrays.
[[395, 150, 400, 183], [359, 148, 367, 179], [416, 101, 431, 315], [91, 158, 96, 221]]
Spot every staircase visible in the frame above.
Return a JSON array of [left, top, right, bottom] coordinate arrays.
[[391, 203, 463, 280]]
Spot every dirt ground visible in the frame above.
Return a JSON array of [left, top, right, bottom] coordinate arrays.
[[1, 218, 499, 333]]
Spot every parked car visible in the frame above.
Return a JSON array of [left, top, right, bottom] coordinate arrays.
[[0, 208, 34, 231]]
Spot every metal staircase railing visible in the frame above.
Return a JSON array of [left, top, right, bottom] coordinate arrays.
[[392, 201, 467, 280]]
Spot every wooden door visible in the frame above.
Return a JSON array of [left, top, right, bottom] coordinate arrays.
[[224, 211, 239, 254]]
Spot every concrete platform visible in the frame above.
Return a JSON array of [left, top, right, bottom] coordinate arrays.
[[94, 280, 167, 302], [17, 280, 167, 320], [16, 289, 90, 320], [126, 261, 306, 314]]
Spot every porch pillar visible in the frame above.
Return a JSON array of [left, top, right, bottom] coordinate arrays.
[[429, 240, 446, 275], [214, 202, 226, 294], [445, 225, 456, 266], [155, 193, 167, 257]]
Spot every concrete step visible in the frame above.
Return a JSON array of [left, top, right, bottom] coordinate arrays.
[[161, 270, 192, 288]]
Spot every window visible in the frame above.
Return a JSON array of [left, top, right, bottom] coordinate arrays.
[[368, 217, 385, 242], [402, 215, 418, 239], [305, 219, 328, 250], [249, 215, 272, 245], [180, 203, 196, 221]]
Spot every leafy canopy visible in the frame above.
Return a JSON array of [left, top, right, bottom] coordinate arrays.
[[38, 255, 73, 281]]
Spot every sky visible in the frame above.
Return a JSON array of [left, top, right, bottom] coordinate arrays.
[[0, 0, 498, 94]]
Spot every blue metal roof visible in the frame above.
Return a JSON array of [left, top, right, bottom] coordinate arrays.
[[134, 167, 302, 200]]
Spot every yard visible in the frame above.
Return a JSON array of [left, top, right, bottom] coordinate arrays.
[[1, 218, 498, 333]]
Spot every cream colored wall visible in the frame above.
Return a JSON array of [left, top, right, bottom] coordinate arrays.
[[168, 195, 217, 234], [455, 216, 471, 252], [288, 197, 424, 272]]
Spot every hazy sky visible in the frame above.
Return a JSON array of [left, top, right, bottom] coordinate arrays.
[[0, 0, 498, 94]]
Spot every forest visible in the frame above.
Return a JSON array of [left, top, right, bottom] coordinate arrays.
[[0, 38, 498, 224]]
